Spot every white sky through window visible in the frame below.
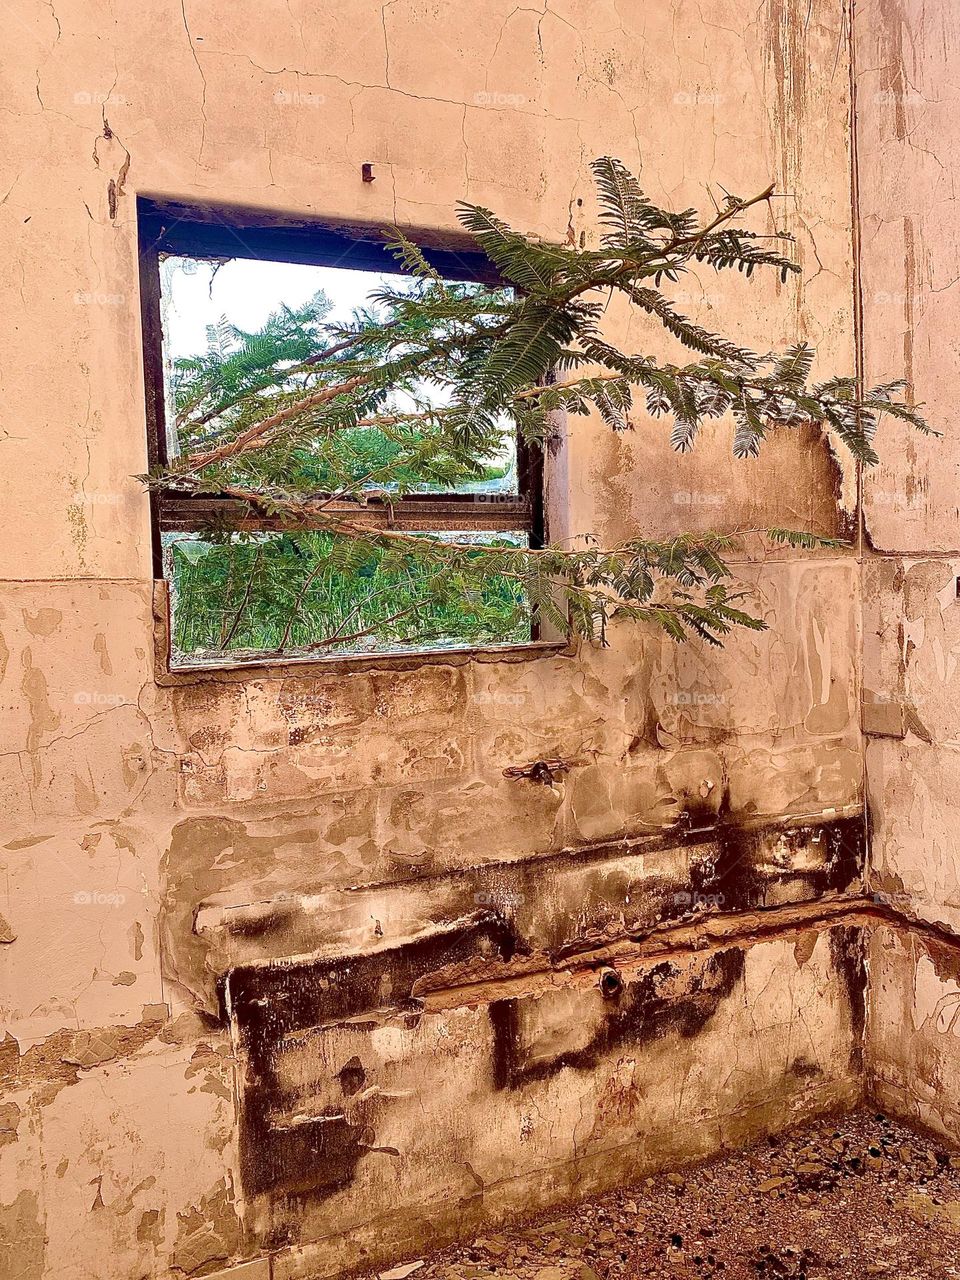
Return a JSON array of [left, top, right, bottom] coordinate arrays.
[[161, 256, 407, 359], [160, 254, 517, 493]]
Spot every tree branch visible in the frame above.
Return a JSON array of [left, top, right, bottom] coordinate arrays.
[[177, 374, 370, 472]]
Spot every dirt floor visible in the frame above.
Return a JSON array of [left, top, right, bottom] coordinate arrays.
[[368, 1109, 960, 1280]]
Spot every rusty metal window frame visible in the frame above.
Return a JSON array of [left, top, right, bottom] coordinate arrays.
[[137, 197, 546, 666]]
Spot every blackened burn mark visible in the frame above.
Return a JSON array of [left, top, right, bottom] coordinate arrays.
[[656, 816, 866, 924], [338, 1056, 366, 1096], [226, 817, 864, 1215], [231, 914, 514, 1204], [217, 818, 865, 978], [793, 820, 865, 895], [490, 949, 745, 1090], [830, 924, 867, 1074], [230, 913, 515, 1055], [789, 1056, 823, 1079], [250, 1111, 367, 1218]]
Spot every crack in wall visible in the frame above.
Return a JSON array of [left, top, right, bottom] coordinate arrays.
[[180, 0, 208, 167]]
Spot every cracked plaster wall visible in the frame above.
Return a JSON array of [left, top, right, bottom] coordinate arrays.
[[856, 0, 960, 1137], [0, 2, 881, 1278]]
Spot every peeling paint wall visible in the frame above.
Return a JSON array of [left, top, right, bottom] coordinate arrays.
[[856, 1, 960, 1126], [0, 2, 871, 1278], [234, 925, 863, 1278]]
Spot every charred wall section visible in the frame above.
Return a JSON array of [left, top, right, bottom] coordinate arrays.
[[227, 922, 865, 1277]]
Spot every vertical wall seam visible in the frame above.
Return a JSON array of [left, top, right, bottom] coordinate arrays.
[[847, 0, 873, 1089], [846, 0, 872, 922]]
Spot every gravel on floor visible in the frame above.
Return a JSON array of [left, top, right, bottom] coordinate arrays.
[[369, 1108, 960, 1280]]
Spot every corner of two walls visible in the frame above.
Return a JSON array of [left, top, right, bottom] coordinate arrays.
[[854, 0, 960, 1137]]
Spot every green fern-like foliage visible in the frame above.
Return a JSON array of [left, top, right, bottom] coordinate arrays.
[[148, 157, 933, 660]]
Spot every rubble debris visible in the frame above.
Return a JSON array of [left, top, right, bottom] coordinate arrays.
[[357, 1110, 960, 1280]]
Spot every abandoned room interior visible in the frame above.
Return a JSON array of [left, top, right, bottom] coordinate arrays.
[[2, 0, 959, 1277]]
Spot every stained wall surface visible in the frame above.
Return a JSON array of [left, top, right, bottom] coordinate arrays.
[[856, 0, 960, 1136], [0, 3, 875, 1279]]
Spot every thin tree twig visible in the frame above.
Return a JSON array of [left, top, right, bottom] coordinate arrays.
[[219, 546, 263, 648], [180, 374, 370, 472]]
